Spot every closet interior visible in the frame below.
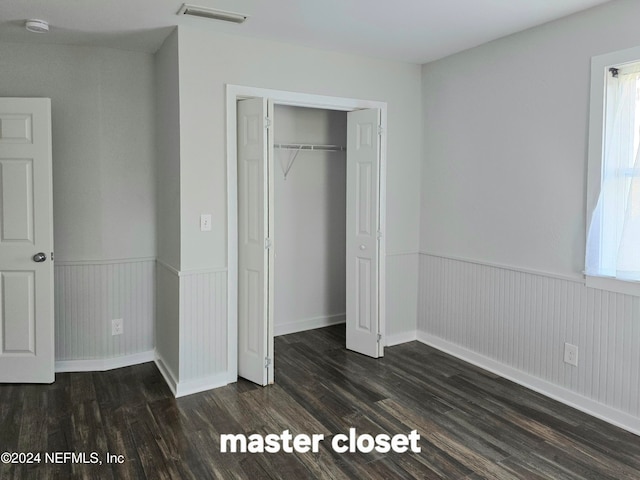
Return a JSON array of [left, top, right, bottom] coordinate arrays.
[[272, 105, 348, 337]]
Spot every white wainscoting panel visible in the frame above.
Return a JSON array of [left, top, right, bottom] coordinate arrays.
[[180, 270, 228, 383], [418, 253, 640, 426], [54, 259, 155, 363]]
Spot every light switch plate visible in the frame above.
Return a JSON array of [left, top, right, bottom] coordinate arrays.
[[200, 214, 212, 231]]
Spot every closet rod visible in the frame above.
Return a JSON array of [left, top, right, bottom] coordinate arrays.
[[274, 143, 346, 152]]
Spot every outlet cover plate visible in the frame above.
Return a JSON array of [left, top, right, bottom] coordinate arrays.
[[112, 318, 124, 336], [564, 342, 578, 367]]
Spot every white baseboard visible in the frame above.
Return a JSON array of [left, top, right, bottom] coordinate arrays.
[[416, 331, 640, 437], [275, 313, 345, 337], [55, 350, 155, 373], [385, 331, 417, 347], [154, 353, 178, 396], [174, 373, 230, 398], [154, 352, 229, 398]]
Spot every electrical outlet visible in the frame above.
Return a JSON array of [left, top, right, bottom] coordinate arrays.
[[112, 318, 124, 336], [564, 342, 578, 367]]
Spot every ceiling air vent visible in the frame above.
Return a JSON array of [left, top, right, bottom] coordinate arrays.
[[177, 4, 248, 24]]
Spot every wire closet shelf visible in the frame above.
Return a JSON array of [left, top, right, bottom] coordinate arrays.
[[274, 143, 346, 179]]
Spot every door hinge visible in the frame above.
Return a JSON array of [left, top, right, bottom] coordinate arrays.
[[377, 333, 382, 343], [51, 251, 54, 261], [265, 117, 272, 130], [265, 357, 272, 368], [377, 230, 383, 240], [377, 125, 383, 136], [265, 237, 272, 250]]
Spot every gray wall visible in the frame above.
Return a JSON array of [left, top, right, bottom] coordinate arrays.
[[0, 42, 156, 362], [420, 0, 640, 278], [273, 105, 347, 336], [419, 0, 640, 431], [0, 42, 156, 262]]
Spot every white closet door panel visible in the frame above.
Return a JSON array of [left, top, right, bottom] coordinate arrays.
[[346, 108, 381, 358], [237, 97, 269, 386]]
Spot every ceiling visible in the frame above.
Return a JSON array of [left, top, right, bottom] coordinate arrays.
[[0, 0, 612, 64]]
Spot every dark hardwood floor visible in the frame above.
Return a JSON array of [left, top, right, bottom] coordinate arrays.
[[1, 325, 639, 479]]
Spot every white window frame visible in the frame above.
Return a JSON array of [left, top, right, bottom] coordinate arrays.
[[586, 45, 640, 297]]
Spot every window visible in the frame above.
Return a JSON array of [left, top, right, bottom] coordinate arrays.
[[586, 49, 640, 296]]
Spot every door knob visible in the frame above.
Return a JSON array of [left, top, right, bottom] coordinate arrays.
[[33, 252, 47, 263], [360, 245, 366, 250]]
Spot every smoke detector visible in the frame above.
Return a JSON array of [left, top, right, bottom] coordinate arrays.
[[25, 19, 50, 33], [177, 4, 248, 24]]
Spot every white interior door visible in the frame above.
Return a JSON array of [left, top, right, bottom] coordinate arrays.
[[237, 97, 270, 385], [346, 108, 382, 358], [0, 98, 54, 383]]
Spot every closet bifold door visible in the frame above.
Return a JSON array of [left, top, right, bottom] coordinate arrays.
[[346, 108, 382, 358], [237, 97, 270, 386]]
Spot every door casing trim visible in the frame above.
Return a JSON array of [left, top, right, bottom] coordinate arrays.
[[226, 84, 387, 383]]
